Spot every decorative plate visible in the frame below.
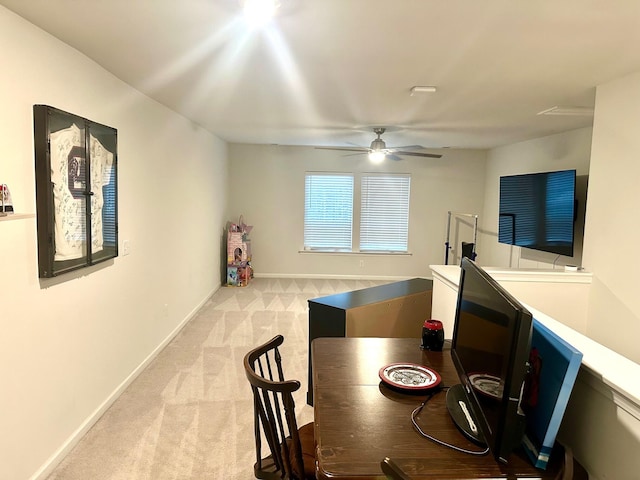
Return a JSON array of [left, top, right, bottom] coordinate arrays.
[[379, 363, 441, 391], [468, 373, 503, 399]]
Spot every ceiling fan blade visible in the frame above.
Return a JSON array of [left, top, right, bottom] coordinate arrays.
[[390, 145, 424, 150], [315, 146, 368, 153], [393, 150, 443, 159], [342, 152, 368, 157], [315, 129, 442, 160]]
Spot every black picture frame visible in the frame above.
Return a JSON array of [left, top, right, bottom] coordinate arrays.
[[34, 105, 118, 278]]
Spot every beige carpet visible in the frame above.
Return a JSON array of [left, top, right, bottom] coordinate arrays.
[[46, 277, 388, 480]]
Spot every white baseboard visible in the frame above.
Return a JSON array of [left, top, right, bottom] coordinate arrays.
[[30, 286, 220, 480]]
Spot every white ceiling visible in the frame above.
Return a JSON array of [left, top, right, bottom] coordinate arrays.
[[3, 0, 640, 151]]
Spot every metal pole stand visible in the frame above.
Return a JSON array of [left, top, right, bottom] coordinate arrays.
[[444, 211, 478, 265]]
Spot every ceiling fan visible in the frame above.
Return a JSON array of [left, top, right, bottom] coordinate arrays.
[[316, 127, 443, 162]]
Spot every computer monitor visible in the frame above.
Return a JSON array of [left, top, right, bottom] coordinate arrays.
[[448, 258, 533, 464]]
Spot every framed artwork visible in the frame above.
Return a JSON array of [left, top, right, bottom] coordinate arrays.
[[34, 105, 118, 278]]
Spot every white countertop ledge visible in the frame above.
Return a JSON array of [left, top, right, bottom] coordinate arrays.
[[429, 264, 640, 420]]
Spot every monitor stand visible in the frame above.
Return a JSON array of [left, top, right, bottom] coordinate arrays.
[[446, 384, 487, 446]]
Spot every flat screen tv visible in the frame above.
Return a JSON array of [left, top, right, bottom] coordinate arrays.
[[448, 258, 533, 464], [498, 169, 576, 256]]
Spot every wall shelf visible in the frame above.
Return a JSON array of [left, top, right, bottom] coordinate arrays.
[[0, 213, 35, 222]]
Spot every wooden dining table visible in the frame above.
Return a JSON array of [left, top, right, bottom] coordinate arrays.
[[311, 337, 584, 480]]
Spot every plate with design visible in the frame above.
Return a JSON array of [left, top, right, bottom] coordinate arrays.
[[379, 363, 441, 391]]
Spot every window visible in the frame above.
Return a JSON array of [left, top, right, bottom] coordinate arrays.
[[304, 172, 411, 253], [360, 174, 410, 252], [304, 173, 354, 250]]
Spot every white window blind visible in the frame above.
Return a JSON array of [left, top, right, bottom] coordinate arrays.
[[360, 174, 410, 252], [304, 173, 354, 250]]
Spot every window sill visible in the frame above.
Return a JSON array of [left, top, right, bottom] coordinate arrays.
[[298, 249, 412, 256]]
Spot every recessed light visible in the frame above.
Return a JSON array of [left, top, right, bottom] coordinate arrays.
[[410, 86, 437, 96], [537, 106, 594, 116]]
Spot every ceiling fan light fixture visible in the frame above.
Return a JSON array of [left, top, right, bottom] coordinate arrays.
[[368, 150, 386, 163], [315, 127, 442, 160], [242, 0, 279, 27], [537, 106, 594, 116], [410, 86, 437, 96], [370, 138, 386, 150]]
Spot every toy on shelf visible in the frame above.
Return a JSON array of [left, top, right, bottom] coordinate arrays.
[[0, 183, 14, 217]]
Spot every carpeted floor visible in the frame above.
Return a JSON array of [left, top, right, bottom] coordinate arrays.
[[46, 277, 388, 480]]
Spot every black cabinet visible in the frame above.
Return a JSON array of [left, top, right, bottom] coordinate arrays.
[[307, 278, 433, 404]]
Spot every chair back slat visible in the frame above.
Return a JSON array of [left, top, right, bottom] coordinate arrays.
[[244, 335, 306, 480]]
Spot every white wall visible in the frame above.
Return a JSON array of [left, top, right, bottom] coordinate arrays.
[[582, 71, 640, 365], [479, 127, 592, 270], [0, 8, 228, 480], [227, 144, 486, 279]]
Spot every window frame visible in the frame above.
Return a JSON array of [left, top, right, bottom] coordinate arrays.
[[359, 173, 411, 253], [303, 172, 354, 252], [303, 171, 411, 254]]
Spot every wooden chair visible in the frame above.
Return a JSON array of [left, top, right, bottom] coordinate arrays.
[[244, 335, 316, 480]]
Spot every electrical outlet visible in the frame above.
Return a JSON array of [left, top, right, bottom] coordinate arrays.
[[122, 239, 131, 256], [359, 259, 365, 267]]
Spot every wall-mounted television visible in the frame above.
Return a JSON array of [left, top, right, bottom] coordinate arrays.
[[448, 258, 533, 464], [498, 169, 576, 256]]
